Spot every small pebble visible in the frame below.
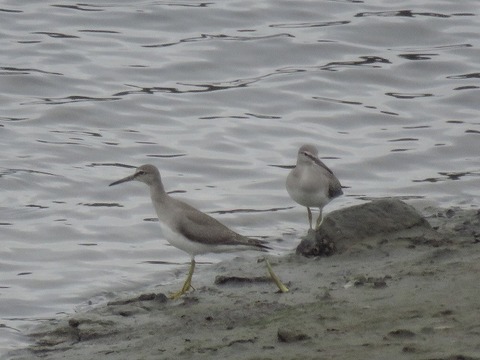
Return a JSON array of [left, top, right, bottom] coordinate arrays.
[[277, 327, 311, 343]]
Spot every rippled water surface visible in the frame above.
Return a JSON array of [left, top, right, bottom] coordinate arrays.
[[1, 0, 479, 354]]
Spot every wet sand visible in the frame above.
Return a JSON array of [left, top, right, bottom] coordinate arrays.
[[8, 199, 480, 360]]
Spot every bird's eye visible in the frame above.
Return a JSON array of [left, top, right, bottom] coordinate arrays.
[[302, 151, 313, 159], [137, 170, 146, 176]]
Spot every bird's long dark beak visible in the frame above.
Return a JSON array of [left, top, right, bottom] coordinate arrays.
[[109, 173, 136, 186]]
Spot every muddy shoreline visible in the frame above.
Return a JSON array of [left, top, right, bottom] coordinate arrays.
[[8, 199, 480, 360]]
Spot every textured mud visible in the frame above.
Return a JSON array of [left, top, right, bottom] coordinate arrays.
[[8, 199, 480, 360]]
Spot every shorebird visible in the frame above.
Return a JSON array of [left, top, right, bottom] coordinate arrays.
[[286, 144, 343, 230], [110, 164, 288, 299]]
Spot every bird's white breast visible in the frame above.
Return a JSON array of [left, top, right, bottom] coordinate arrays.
[[286, 166, 331, 208]]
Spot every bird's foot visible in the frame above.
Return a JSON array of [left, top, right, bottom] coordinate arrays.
[[265, 258, 289, 293], [169, 283, 194, 300], [169, 260, 196, 300], [315, 212, 324, 231], [169, 289, 186, 300]]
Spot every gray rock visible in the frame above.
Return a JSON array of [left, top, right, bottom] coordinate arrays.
[[297, 198, 442, 257]]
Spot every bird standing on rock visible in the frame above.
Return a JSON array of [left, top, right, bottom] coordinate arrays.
[[286, 144, 343, 231]]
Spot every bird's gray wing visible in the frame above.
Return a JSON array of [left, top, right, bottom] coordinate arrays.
[[328, 179, 344, 199], [311, 157, 335, 175], [176, 208, 244, 246], [175, 207, 270, 250], [312, 157, 344, 199]]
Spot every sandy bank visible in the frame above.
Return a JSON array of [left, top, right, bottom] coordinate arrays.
[[8, 199, 480, 360]]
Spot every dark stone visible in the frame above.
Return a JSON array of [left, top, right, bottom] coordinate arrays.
[[154, 293, 168, 304], [214, 275, 270, 285], [108, 293, 168, 306], [387, 329, 416, 338], [137, 293, 156, 301], [296, 198, 441, 257], [277, 327, 311, 343], [402, 346, 417, 353], [296, 229, 336, 257], [68, 319, 80, 328], [372, 280, 387, 289]]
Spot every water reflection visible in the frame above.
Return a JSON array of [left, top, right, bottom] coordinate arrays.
[[1, 0, 479, 354], [31, 32, 79, 39], [144, 33, 294, 48], [0, 67, 62, 75], [398, 53, 437, 61], [413, 171, 480, 183], [448, 72, 480, 79], [355, 10, 458, 18], [321, 56, 391, 71], [210, 206, 293, 215], [385, 92, 433, 99], [0, 168, 57, 177], [270, 20, 350, 29], [50, 4, 104, 11], [28, 96, 120, 105]]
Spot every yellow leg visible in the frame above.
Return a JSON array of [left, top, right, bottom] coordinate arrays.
[[307, 207, 313, 230], [265, 258, 289, 293], [169, 258, 196, 300], [315, 208, 324, 231]]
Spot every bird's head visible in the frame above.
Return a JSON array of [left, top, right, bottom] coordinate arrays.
[[297, 144, 319, 164], [109, 164, 160, 187]]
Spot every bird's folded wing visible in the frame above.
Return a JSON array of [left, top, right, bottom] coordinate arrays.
[[329, 181, 344, 198], [314, 158, 343, 198], [176, 210, 240, 246], [313, 157, 335, 175]]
